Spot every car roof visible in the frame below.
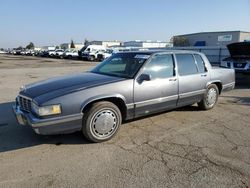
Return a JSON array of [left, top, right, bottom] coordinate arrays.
[[117, 49, 203, 55]]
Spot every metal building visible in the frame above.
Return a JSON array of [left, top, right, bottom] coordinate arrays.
[[60, 43, 84, 50], [174, 31, 250, 47], [124, 40, 171, 48], [89, 40, 122, 48]]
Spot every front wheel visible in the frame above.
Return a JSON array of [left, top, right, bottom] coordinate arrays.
[[198, 84, 219, 110], [82, 101, 122, 143]]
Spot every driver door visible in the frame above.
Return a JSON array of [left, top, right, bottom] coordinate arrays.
[[134, 53, 178, 117]]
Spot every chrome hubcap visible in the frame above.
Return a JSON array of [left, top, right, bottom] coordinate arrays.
[[91, 109, 118, 139], [206, 88, 217, 106]]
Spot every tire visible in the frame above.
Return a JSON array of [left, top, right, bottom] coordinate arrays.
[[82, 101, 122, 143], [89, 55, 95, 61], [198, 84, 219, 110]]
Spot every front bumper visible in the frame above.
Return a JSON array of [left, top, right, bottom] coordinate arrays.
[[13, 105, 83, 135], [13, 105, 28, 126]]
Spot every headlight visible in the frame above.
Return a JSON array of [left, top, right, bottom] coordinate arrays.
[[31, 103, 61, 116]]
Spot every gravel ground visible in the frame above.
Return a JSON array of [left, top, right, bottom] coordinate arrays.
[[0, 54, 250, 188]]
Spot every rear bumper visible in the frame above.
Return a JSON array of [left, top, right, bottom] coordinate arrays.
[[13, 105, 82, 135]]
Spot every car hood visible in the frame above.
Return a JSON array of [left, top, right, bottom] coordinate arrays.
[[20, 72, 125, 99], [227, 42, 250, 58]]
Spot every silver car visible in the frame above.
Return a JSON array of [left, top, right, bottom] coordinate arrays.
[[13, 50, 235, 142]]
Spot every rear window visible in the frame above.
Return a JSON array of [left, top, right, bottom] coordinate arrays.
[[176, 54, 198, 76], [194, 54, 206, 73]]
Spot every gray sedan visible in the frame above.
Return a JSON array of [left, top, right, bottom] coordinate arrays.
[[13, 50, 235, 142]]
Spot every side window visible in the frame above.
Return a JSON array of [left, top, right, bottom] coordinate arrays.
[[176, 54, 198, 76], [194, 54, 207, 73], [143, 54, 174, 79]]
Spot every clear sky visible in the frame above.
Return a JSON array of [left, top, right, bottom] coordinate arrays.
[[1, 0, 250, 48]]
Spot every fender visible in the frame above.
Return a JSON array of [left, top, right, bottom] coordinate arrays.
[[80, 93, 127, 113], [206, 80, 222, 88]]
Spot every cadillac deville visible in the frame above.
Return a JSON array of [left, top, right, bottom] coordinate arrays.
[[13, 50, 235, 142]]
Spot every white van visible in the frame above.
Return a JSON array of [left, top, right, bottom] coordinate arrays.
[[79, 45, 106, 61]]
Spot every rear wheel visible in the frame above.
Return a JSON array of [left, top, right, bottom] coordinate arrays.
[[82, 101, 122, 143], [89, 55, 95, 61], [198, 84, 219, 110]]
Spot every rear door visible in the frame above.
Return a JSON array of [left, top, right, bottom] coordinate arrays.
[[175, 53, 209, 106], [134, 53, 178, 117]]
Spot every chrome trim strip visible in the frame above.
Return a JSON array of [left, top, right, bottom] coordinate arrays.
[[126, 103, 134, 109], [18, 94, 33, 101], [135, 95, 178, 108], [222, 82, 235, 89], [179, 89, 206, 99]]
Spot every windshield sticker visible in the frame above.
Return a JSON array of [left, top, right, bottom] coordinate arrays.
[[134, 54, 150, 59]]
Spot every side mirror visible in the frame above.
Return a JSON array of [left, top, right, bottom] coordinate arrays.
[[138, 74, 151, 83]]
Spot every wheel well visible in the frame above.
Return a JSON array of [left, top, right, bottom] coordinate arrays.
[[82, 97, 127, 120], [211, 82, 222, 94]]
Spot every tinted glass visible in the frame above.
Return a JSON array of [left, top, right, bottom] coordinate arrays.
[[91, 53, 150, 78], [176, 54, 198, 76], [194, 54, 206, 73], [143, 54, 174, 79]]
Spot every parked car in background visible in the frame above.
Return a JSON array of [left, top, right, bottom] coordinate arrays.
[[96, 49, 113, 61], [12, 50, 22, 55], [78, 45, 106, 61], [48, 50, 56, 57], [54, 49, 64, 58], [0, 50, 7, 54], [13, 50, 235, 142], [26, 50, 36, 56], [220, 42, 250, 74], [63, 49, 79, 59], [39, 50, 49, 57]]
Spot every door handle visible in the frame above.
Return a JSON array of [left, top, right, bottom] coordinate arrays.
[[201, 74, 207, 77], [169, 78, 177, 81]]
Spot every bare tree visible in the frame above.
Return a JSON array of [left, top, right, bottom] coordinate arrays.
[[70, 40, 75, 48], [84, 38, 89, 46], [173, 36, 190, 47], [26, 42, 35, 49]]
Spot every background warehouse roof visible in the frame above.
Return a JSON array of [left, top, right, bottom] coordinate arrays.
[[174, 30, 250, 47]]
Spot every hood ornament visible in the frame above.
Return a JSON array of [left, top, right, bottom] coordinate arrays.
[[20, 85, 26, 92]]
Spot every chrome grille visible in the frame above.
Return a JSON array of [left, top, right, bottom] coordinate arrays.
[[18, 96, 32, 112]]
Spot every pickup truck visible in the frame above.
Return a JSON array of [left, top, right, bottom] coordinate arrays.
[[13, 50, 235, 142]]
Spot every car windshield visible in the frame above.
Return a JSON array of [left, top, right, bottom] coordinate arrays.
[[91, 53, 151, 78], [80, 46, 88, 52]]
